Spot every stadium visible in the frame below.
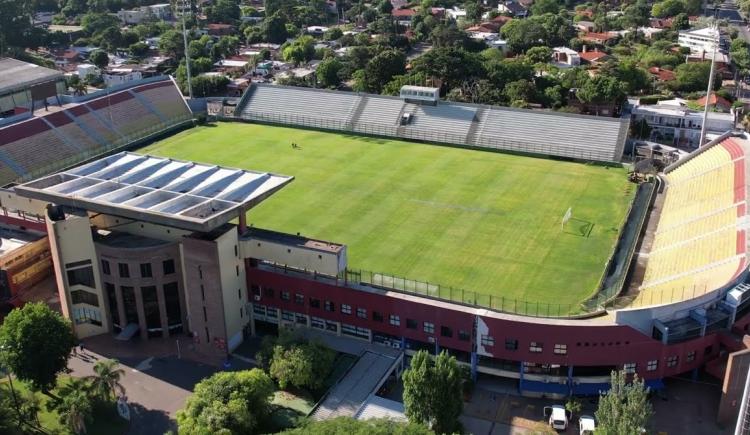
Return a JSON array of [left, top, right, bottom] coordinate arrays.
[[1, 58, 749, 410]]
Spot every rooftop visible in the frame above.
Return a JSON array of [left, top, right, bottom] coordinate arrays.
[[243, 227, 345, 253], [0, 58, 64, 95], [14, 152, 294, 232]]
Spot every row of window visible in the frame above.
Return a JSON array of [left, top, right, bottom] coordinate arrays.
[[267, 287, 470, 341], [624, 350, 699, 373], [101, 259, 175, 279], [71, 289, 100, 307], [72, 306, 102, 326]]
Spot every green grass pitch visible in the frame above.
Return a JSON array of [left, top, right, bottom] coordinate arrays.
[[141, 123, 635, 307]]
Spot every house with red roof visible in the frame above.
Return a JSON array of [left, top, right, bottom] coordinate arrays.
[[579, 31, 619, 44], [648, 67, 676, 82], [578, 48, 611, 65], [392, 8, 417, 26], [696, 93, 733, 112]]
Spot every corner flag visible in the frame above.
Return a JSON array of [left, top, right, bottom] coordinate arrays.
[[561, 207, 572, 230]]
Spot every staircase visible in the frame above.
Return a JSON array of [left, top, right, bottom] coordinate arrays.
[[396, 103, 418, 137], [346, 95, 368, 130], [465, 107, 487, 146]]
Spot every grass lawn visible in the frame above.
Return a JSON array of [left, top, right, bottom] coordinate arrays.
[[141, 123, 634, 307], [268, 389, 315, 431], [0, 375, 128, 435]]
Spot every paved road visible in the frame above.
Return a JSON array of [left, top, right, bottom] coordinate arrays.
[[68, 350, 219, 434]]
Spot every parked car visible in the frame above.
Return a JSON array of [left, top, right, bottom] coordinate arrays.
[[579, 415, 596, 435], [544, 405, 571, 431]]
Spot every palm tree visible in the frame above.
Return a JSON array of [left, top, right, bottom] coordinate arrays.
[[87, 359, 125, 401], [48, 378, 93, 435]]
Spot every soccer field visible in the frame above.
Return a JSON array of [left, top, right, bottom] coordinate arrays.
[[141, 123, 635, 307]]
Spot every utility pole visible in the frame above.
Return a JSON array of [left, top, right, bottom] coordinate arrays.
[[699, 24, 719, 147], [180, 0, 194, 99]]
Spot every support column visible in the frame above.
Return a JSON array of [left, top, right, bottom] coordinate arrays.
[[115, 286, 126, 334], [470, 352, 478, 382], [567, 366, 574, 397], [134, 286, 148, 340], [238, 211, 247, 235], [157, 284, 170, 339], [249, 306, 256, 336]]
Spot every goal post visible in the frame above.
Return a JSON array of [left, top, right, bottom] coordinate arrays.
[[561, 207, 572, 230]]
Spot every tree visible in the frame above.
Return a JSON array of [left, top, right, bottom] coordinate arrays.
[[279, 416, 434, 434], [86, 359, 125, 402], [524, 46, 553, 65], [595, 370, 653, 435], [501, 13, 574, 53], [651, 0, 684, 18], [673, 61, 722, 92], [283, 35, 316, 65], [465, 1, 482, 23], [317, 57, 343, 88], [81, 13, 119, 37], [412, 47, 484, 92], [403, 350, 463, 435], [503, 79, 537, 105], [89, 50, 109, 69], [176, 369, 274, 435], [0, 0, 35, 54], [269, 342, 336, 391], [0, 303, 75, 392], [159, 29, 186, 59], [49, 379, 93, 435], [264, 13, 289, 44], [671, 13, 690, 31], [577, 74, 625, 106], [531, 0, 560, 15], [189, 75, 230, 97], [325, 27, 343, 41], [360, 49, 407, 93], [207, 0, 240, 23], [377, 0, 393, 14]]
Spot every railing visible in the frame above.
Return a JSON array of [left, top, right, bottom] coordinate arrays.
[[14, 113, 194, 184], [237, 110, 619, 163]]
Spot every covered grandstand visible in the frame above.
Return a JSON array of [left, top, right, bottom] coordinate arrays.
[[0, 78, 193, 187], [0, 58, 65, 118], [231, 84, 629, 163]]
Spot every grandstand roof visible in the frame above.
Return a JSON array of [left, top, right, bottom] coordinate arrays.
[[0, 58, 63, 95], [14, 152, 294, 232]]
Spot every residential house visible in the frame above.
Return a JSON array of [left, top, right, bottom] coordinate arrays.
[[102, 69, 143, 87], [306, 26, 329, 36], [466, 22, 502, 34], [648, 67, 676, 83], [392, 8, 417, 26], [687, 50, 732, 78], [207, 23, 235, 36], [579, 31, 619, 45], [696, 93, 733, 112], [575, 20, 595, 32], [638, 26, 664, 39], [52, 49, 80, 66], [116, 3, 171, 24], [497, 1, 528, 18], [631, 101, 735, 148], [552, 47, 580, 67], [649, 18, 673, 29], [446, 6, 466, 20], [578, 48, 611, 65]]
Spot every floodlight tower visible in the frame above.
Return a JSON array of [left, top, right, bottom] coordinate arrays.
[[179, 0, 193, 99], [699, 22, 719, 147]]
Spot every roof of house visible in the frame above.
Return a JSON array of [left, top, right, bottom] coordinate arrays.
[[500, 1, 527, 13], [491, 15, 513, 24], [392, 8, 417, 17], [649, 18, 673, 28], [648, 67, 676, 81], [580, 31, 618, 42], [578, 50, 610, 62], [467, 22, 502, 33], [697, 92, 732, 108], [0, 58, 64, 95]]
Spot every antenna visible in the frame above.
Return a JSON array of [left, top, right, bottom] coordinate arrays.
[[180, 0, 193, 99]]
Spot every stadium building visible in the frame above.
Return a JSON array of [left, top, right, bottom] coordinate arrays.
[[1, 59, 750, 416]]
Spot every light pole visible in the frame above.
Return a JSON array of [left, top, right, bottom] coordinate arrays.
[[699, 24, 719, 147], [0, 343, 23, 426], [180, 0, 194, 99]]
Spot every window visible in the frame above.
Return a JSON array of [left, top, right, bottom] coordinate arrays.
[[200, 285, 205, 300], [295, 313, 306, 325], [481, 335, 495, 347], [234, 245, 238, 257], [341, 304, 352, 315], [389, 314, 400, 326], [705, 345, 713, 356], [236, 265, 240, 276], [553, 344, 567, 355], [101, 259, 111, 275], [198, 266, 203, 279], [310, 298, 321, 309], [163, 259, 175, 275], [264, 287, 274, 298], [505, 339, 518, 350], [72, 306, 102, 326], [118, 263, 130, 278], [647, 360, 658, 371], [140, 263, 153, 278], [624, 363, 636, 374], [295, 293, 304, 305], [666, 355, 678, 368], [406, 318, 418, 329], [687, 351, 696, 362], [71, 289, 99, 306], [282, 310, 294, 321], [324, 301, 335, 312], [529, 342, 543, 353], [203, 306, 208, 322], [440, 326, 453, 338], [311, 317, 325, 329], [66, 266, 95, 288], [240, 308, 243, 318], [357, 308, 367, 318], [373, 311, 383, 322], [459, 330, 470, 341], [423, 322, 435, 334], [281, 291, 291, 301]]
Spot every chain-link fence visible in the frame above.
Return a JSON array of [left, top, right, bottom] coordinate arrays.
[[237, 111, 617, 163]]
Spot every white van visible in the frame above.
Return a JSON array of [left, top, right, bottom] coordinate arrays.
[[579, 415, 596, 435], [544, 405, 571, 431]]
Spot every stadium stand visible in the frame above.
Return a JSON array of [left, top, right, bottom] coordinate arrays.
[[0, 78, 192, 187], [636, 136, 748, 305], [235, 84, 629, 162]]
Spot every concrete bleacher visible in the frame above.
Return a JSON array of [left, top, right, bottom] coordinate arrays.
[[236, 84, 627, 162], [0, 79, 192, 187], [241, 85, 362, 127], [636, 137, 748, 306]]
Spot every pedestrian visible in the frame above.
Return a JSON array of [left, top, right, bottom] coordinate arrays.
[[79, 342, 85, 354]]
